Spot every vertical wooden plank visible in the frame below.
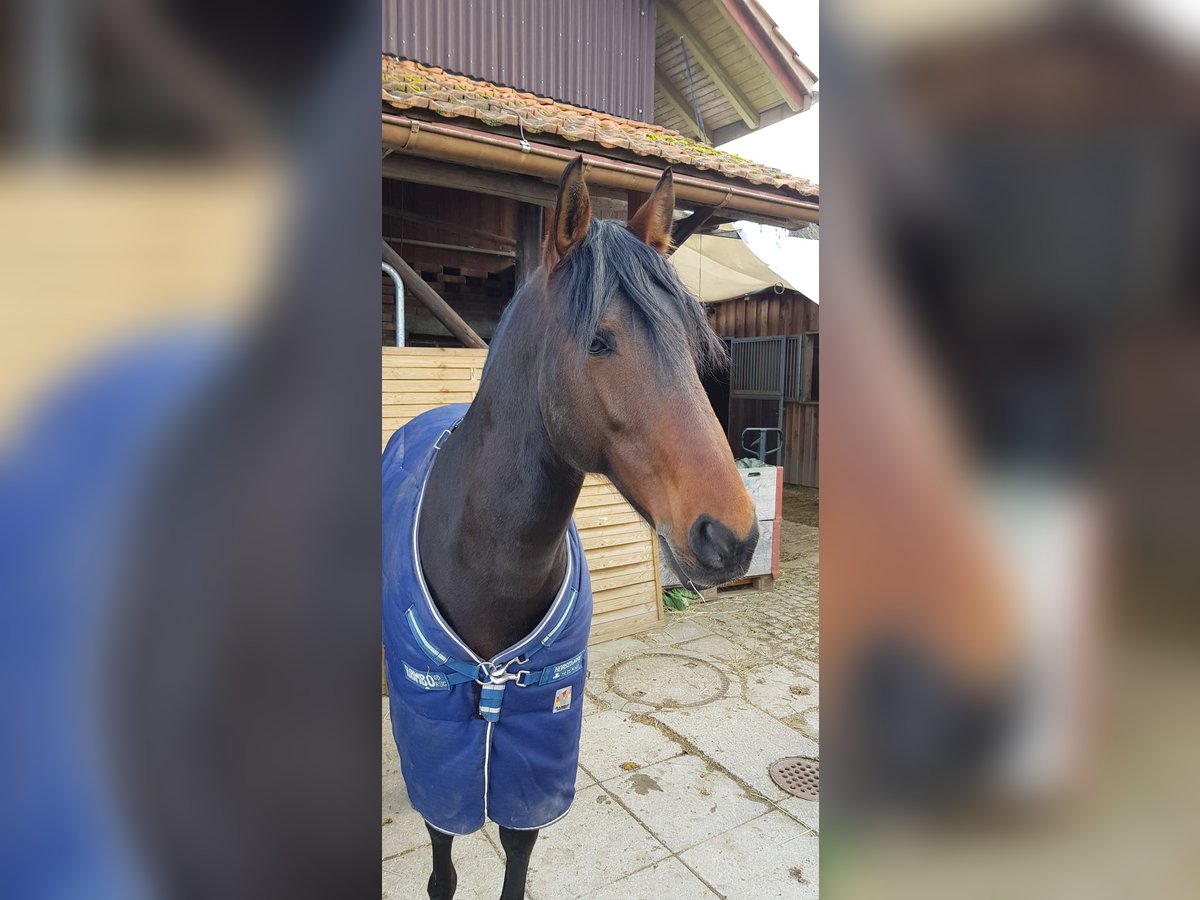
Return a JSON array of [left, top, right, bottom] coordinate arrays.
[[783, 403, 798, 486], [811, 405, 819, 486], [802, 335, 815, 400], [514, 202, 544, 289], [649, 525, 665, 627], [626, 189, 651, 222]]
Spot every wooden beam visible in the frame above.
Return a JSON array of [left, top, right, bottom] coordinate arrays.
[[658, 0, 760, 131], [653, 70, 706, 142], [626, 188, 651, 223], [714, 0, 808, 112], [383, 155, 559, 206], [382, 240, 488, 349], [515, 202, 544, 289], [382, 206, 516, 250], [382, 155, 626, 208], [709, 101, 795, 148], [667, 205, 717, 254]]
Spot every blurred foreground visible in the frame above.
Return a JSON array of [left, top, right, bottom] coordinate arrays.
[[823, 1, 1199, 898], [1, 2, 380, 897], [3, 0, 1199, 897]]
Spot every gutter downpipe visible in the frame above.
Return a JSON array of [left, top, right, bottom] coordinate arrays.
[[382, 261, 404, 347], [381, 114, 819, 227]]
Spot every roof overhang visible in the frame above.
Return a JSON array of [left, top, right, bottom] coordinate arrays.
[[654, 0, 818, 144], [382, 113, 819, 230]]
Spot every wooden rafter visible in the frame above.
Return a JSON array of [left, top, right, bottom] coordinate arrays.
[[711, 0, 801, 112], [658, 0, 760, 131], [668, 206, 717, 254], [654, 70, 707, 142], [382, 240, 488, 349]]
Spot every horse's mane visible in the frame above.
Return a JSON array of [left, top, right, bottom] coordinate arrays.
[[483, 218, 727, 382], [555, 219, 728, 375]]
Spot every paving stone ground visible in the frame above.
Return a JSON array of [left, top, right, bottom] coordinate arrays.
[[383, 492, 819, 899]]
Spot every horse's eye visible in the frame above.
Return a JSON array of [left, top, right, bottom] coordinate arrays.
[[588, 334, 613, 356]]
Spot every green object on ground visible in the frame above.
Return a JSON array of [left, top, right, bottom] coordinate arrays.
[[663, 586, 700, 610], [736, 457, 768, 468]]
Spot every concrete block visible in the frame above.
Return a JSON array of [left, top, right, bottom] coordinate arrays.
[[680, 811, 818, 900], [589, 857, 718, 899], [525, 785, 670, 899], [577, 708, 685, 782], [606, 753, 769, 852], [652, 699, 818, 801]]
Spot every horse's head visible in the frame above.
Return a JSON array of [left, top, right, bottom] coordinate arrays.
[[536, 157, 758, 588]]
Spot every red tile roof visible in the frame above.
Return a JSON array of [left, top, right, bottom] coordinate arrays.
[[383, 56, 818, 200]]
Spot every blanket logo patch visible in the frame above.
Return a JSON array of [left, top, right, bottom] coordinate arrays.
[[553, 686, 572, 713], [404, 662, 450, 691], [541, 650, 585, 685]]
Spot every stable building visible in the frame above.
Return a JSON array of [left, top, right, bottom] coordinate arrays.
[[381, 0, 819, 639]]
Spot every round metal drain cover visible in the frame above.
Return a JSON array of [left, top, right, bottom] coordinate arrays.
[[769, 756, 819, 800], [608, 653, 728, 708]]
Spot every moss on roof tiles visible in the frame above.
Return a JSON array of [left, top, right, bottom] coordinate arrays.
[[381, 56, 818, 198]]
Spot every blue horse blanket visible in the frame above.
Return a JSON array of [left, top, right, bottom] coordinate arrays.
[[383, 404, 593, 835]]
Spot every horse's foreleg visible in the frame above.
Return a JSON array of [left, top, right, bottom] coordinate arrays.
[[498, 826, 539, 900], [426, 822, 458, 900]]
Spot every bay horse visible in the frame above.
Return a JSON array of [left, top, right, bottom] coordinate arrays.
[[383, 158, 758, 900]]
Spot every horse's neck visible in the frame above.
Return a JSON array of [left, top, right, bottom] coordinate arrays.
[[417, 332, 583, 659]]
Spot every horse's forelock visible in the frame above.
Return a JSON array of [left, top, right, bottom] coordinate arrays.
[[554, 219, 722, 376]]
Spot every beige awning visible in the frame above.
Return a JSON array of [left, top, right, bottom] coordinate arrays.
[[671, 229, 795, 303]]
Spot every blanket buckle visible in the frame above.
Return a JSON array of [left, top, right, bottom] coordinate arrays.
[[483, 660, 530, 687]]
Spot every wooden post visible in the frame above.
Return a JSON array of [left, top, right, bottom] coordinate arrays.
[[381, 240, 488, 349], [626, 189, 651, 222], [515, 202, 544, 289]]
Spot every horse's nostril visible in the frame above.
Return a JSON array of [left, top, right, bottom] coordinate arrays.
[[689, 515, 738, 568]]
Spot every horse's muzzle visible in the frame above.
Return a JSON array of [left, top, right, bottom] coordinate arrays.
[[660, 518, 758, 589]]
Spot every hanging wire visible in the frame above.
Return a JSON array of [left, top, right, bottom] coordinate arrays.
[[495, 106, 532, 152], [679, 37, 708, 144]]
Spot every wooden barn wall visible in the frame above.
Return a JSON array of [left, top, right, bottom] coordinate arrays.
[[706, 292, 820, 488], [705, 291, 819, 338], [383, 180, 518, 346], [382, 347, 664, 645], [785, 402, 819, 488]]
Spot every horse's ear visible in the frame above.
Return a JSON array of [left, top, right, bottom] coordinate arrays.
[[545, 156, 592, 269], [628, 168, 675, 253]]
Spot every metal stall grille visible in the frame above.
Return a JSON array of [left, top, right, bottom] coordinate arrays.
[[730, 336, 786, 400], [729, 336, 805, 469]]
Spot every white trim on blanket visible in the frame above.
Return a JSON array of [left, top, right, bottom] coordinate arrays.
[[410, 443, 576, 669]]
